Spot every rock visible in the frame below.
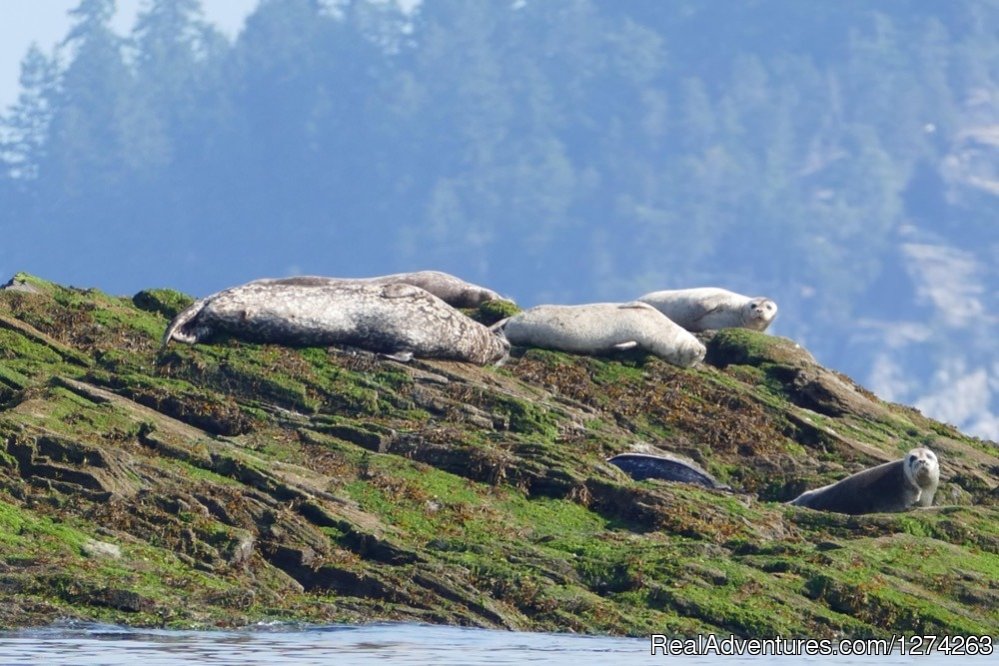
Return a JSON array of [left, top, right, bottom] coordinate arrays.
[[0, 273, 995, 638], [81, 540, 122, 559]]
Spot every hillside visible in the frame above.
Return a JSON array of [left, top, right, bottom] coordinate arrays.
[[0, 273, 996, 636]]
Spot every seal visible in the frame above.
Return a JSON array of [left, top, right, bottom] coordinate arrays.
[[495, 302, 706, 367], [608, 452, 730, 490], [252, 270, 503, 309], [162, 281, 510, 365], [637, 287, 777, 332], [788, 447, 940, 515]]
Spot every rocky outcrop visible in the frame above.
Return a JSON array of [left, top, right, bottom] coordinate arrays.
[[0, 273, 996, 636]]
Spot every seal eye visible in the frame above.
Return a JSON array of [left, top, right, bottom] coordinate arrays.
[[909, 454, 916, 462]]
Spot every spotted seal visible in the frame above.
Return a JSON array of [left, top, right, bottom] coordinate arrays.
[[788, 447, 940, 515], [252, 270, 503, 309], [637, 287, 777, 332], [162, 281, 510, 365], [495, 302, 705, 367]]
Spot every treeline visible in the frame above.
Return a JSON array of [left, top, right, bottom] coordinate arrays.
[[1, 0, 996, 353]]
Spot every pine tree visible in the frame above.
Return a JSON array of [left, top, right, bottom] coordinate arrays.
[[44, 0, 132, 199], [1, 45, 60, 183], [133, 0, 222, 126]]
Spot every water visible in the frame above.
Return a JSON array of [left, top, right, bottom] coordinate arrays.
[[0, 623, 994, 665], [0, 623, 644, 666]]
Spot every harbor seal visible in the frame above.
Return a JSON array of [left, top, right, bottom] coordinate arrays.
[[788, 447, 940, 515], [252, 270, 503, 309], [637, 287, 777, 332], [162, 281, 510, 365], [608, 452, 730, 490], [496, 302, 706, 367]]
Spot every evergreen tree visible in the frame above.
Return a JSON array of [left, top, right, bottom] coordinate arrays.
[[44, 0, 132, 200], [1, 45, 59, 184], [130, 0, 220, 171]]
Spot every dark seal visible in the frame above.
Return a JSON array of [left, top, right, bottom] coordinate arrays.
[[608, 452, 730, 490], [788, 447, 939, 515]]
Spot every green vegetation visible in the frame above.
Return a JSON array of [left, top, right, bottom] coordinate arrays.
[[0, 275, 995, 636]]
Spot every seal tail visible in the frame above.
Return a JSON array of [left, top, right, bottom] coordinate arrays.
[[161, 297, 209, 348]]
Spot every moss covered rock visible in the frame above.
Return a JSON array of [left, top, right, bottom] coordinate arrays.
[[0, 273, 995, 636]]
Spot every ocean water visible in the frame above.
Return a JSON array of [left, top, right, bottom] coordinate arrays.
[[0, 623, 993, 665]]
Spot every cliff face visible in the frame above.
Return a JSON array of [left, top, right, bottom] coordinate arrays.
[[0, 273, 996, 636]]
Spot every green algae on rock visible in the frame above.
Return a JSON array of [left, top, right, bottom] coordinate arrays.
[[0, 273, 996, 636]]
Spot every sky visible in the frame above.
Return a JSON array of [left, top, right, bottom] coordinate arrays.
[[0, 0, 260, 112]]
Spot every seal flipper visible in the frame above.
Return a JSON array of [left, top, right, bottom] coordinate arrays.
[[382, 350, 414, 362], [161, 297, 210, 347], [612, 341, 639, 351]]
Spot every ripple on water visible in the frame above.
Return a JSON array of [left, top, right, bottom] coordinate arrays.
[[0, 622, 651, 666], [0, 623, 994, 666]]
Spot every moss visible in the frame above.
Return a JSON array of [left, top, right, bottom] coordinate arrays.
[[0, 329, 65, 365], [589, 356, 647, 385], [5, 272, 57, 293], [706, 328, 813, 368], [132, 289, 196, 320], [469, 299, 521, 326], [492, 395, 559, 438], [0, 500, 89, 550], [0, 365, 32, 392]]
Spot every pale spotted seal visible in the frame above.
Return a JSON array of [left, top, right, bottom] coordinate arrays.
[[495, 302, 706, 367], [252, 270, 503, 309], [637, 287, 777, 332], [609, 452, 730, 490], [788, 447, 939, 515], [162, 281, 510, 365]]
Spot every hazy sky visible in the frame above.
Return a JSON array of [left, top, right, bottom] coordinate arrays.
[[0, 1, 259, 111]]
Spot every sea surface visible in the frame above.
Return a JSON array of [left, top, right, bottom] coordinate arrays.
[[0, 622, 994, 665]]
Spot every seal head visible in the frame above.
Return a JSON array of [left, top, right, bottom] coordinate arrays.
[[903, 447, 940, 507], [745, 297, 778, 330]]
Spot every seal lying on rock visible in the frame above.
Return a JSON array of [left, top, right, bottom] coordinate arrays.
[[609, 452, 730, 490], [788, 447, 939, 515], [495, 302, 705, 367], [252, 270, 503, 309], [162, 281, 510, 365], [637, 287, 777, 332]]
